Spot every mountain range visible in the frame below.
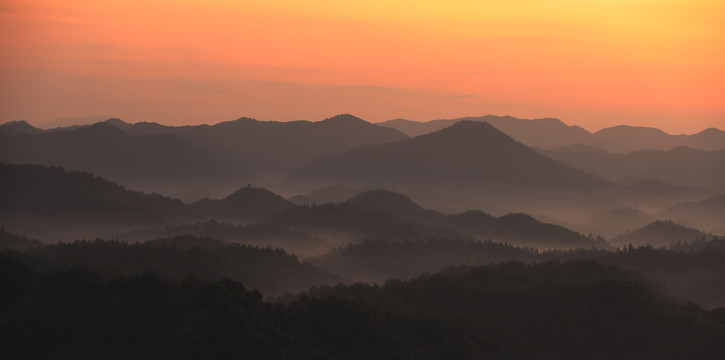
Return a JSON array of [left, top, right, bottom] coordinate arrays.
[[286, 120, 618, 214], [0, 122, 237, 198], [115, 114, 408, 177], [378, 115, 725, 153]]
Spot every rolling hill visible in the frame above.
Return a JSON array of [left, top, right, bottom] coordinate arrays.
[[289, 121, 611, 189], [118, 114, 409, 177], [0, 122, 239, 197], [287, 121, 617, 214], [610, 220, 709, 247], [190, 185, 294, 223]]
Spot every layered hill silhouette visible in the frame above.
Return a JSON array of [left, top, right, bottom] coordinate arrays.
[[378, 115, 725, 153], [262, 189, 601, 249], [0, 163, 187, 241], [288, 185, 360, 205], [18, 235, 340, 295], [115, 114, 408, 177], [379, 115, 594, 149], [610, 220, 709, 247], [190, 185, 294, 223], [0, 163, 184, 218], [0, 120, 43, 135], [0, 122, 238, 196], [287, 121, 616, 214], [541, 146, 725, 192]]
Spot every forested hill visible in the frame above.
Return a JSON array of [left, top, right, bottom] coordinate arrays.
[[10, 235, 339, 295], [2, 259, 723, 359]]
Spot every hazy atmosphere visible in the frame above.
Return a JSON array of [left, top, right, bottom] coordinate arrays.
[[1, 1, 724, 359], [2, 0, 724, 133]]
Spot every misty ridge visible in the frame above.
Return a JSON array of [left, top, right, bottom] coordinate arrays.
[[1, 113, 725, 358]]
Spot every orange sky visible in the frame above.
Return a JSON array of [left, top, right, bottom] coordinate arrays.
[[1, 0, 723, 133]]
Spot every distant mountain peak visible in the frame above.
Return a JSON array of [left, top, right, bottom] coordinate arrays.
[[347, 189, 421, 209], [0, 120, 43, 135], [225, 185, 280, 200], [595, 125, 669, 136], [321, 114, 367, 124], [104, 118, 131, 129], [74, 122, 130, 137]]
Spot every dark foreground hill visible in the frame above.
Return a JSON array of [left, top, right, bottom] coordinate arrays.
[[2, 257, 723, 359], [312, 236, 725, 309], [10, 235, 339, 295]]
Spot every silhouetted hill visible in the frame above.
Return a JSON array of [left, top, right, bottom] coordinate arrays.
[[122, 114, 408, 177], [380, 116, 725, 152], [104, 117, 131, 130], [0, 122, 238, 195], [294, 261, 725, 359], [610, 220, 708, 247], [345, 189, 445, 224], [593, 125, 725, 152], [541, 146, 725, 192], [0, 163, 187, 241], [661, 195, 725, 234], [288, 185, 359, 205], [312, 239, 535, 281], [190, 185, 294, 222], [594, 125, 678, 152], [581, 207, 654, 239], [0, 120, 43, 135], [290, 121, 610, 189], [378, 115, 594, 149], [41, 115, 110, 129], [260, 203, 471, 245], [0, 229, 42, 250], [114, 220, 328, 258], [0, 163, 184, 217], [15, 235, 339, 295], [8, 259, 723, 359], [485, 213, 605, 248], [270, 188, 601, 250]]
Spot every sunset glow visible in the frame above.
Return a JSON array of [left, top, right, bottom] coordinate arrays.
[[1, 0, 723, 133]]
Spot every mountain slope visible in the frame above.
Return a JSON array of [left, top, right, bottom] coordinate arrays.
[[288, 121, 613, 191], [0, 163, 184, 217], [379, 116, 725, 152], [0, 122, 237, 194], [190, 185, 294, 222], [610, 220, 708, 247], [123, 114, 409, 176], [0, 120, 43, 135], [0, 163, 188, 241], [378, 115, 594, 149]]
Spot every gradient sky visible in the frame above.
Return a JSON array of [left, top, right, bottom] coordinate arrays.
[[1, 0, 723, 133]]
